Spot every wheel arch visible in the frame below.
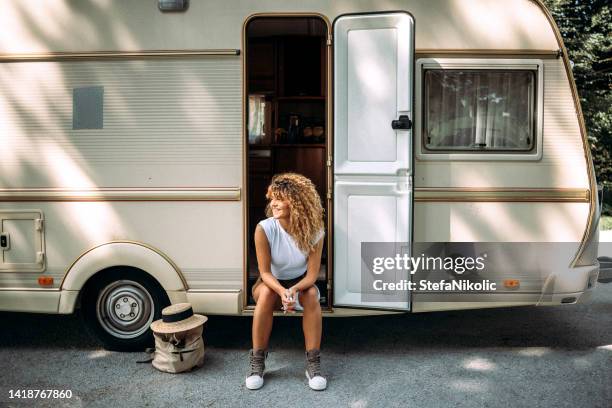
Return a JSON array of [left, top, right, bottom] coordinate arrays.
[[59, 241, 187, 313]]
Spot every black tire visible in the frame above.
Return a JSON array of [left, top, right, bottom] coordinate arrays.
[[80, 267, 170, 351]]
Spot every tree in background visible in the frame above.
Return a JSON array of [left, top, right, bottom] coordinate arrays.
[[543, 0, 612, 207]]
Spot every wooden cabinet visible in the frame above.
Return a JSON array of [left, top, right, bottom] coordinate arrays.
[[248, 41, 276, 94], [249, 145, 326, 204], [277, 37, 324, 97], [247, 36, 326, 143], [273, 145, 326, 202]]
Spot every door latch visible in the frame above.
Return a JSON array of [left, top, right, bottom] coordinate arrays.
[[0, 232, 9, 250], [391, 115, 412, 130]]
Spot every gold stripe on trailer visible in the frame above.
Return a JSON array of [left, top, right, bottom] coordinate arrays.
[[414, 188, 589, 202], [415, 49, 560, 59], [0, 187, 241, 202], [0, 49, 240, 62]]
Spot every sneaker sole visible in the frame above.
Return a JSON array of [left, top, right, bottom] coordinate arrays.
[[245, 374, 264, 390], [305, 370, 327, 391]]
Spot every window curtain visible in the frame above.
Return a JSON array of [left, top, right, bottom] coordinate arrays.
[[425, 70, 534, 150]]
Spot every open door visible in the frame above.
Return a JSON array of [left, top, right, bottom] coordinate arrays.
[[333, 12, 414, 310], [244, 16, 331, 309]]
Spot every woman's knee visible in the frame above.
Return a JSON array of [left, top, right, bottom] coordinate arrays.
[[299, 286, 319, 308], [255, 284, 278, 308]]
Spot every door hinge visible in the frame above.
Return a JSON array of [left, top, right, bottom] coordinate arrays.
[[326, 156, 333, 167], [327, 35, 333, 46], [327, 190, 333, 199], [35, 218, 44, 231]]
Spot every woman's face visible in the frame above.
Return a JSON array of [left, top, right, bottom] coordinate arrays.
[[269, 196, 291, 219]]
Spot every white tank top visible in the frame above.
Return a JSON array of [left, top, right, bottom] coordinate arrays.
[[258, 217, 325, 280]]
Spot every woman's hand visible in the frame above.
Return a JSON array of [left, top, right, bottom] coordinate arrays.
[[281, 287, 296, 313]]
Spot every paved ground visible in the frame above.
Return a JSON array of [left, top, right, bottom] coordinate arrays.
[[1, 280, 611, 408]]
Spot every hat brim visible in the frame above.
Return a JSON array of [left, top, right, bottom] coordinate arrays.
[[150, 314, 207, 334]]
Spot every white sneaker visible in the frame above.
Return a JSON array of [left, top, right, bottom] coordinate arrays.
[[305, 370, 327, 390], [246, 373, 264, 390], [305, 349, 327, 390], [245, 349, 266, 390]]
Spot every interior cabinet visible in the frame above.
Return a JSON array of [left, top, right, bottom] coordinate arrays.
[[247, 33, 327, 203], [277, 37, 324, 97], [249, 146, 325, 203], [273, 145, 326, 201], [247, 35, 326, 144], [247, 41, 276, 94]]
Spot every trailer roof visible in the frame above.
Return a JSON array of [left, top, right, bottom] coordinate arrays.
[[0, 0, 559, 54]]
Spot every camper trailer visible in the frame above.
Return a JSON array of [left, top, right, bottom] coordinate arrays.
[[0, 0, 602, 350]]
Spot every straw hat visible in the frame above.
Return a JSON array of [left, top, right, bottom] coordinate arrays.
[[150, 303, 207, 334]]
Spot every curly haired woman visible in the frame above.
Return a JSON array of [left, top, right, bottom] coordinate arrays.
[[246, 173, 326, 391]]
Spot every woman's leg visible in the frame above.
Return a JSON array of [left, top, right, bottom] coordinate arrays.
[[299, 285, 322, 350], [300, 285, 327, 390], [252, 283, 281, 350]]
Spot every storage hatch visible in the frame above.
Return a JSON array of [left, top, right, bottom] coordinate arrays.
[[0, 211, 46, 272]]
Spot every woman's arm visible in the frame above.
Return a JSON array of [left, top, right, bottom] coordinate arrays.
[[291, 237, 324, 293], [254, 224, 286, 296]]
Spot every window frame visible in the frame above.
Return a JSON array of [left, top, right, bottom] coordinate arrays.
[[415, 58, 544, 161]]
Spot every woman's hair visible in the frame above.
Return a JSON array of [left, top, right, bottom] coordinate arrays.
[[265, 172, 325, 254]]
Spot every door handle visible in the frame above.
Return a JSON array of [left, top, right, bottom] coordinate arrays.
[[391, 115, 412, 130], [0, 232, 9, 250]]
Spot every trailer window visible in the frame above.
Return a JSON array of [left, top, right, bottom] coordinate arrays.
[[423, 69, 536, 152]]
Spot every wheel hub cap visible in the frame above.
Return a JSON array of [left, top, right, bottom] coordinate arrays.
[[96, 280, 155, 339]]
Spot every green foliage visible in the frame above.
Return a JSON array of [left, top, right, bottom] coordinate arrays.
[[542, 0, 612, 201], [600, 215, 612, 230]]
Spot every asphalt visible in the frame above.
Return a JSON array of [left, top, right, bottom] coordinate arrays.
[[0, 279, 611, 408]]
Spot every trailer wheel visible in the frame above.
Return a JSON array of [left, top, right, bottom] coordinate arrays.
[[81, 268, 170, 351]]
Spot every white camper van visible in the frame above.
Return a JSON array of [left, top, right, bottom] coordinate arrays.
[[0, 0, 602, 350]]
